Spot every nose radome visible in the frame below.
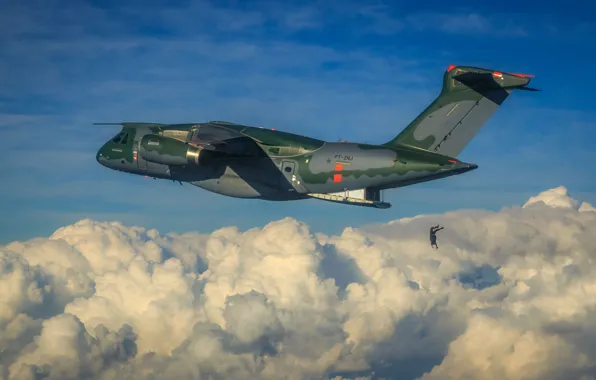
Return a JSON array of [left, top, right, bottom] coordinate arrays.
[[96, 145, 107, 166]]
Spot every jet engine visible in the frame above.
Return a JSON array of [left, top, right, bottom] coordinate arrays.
[[139, 134, 206, 166]]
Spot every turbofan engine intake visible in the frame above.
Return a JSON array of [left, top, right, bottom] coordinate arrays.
[[139, 134, 206, 166]]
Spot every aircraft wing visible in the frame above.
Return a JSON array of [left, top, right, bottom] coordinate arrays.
[[94, 122, 167, 128], [190, 135, 265, 156], [187, 123, 265, 157], [95, 121, 267, 157]]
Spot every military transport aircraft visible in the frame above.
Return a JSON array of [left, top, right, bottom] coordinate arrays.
[[96, 65, 537, 209]]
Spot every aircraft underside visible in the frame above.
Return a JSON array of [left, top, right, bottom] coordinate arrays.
[[188, 158, 477, 209]]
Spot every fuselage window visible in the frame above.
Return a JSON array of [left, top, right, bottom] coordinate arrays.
[[284, 166, 292, 173]]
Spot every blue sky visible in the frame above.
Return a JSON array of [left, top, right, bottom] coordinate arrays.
[[1, 0, 595, 243]]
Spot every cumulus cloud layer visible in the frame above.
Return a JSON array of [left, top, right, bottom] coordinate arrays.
[[1, 186, 596, 380]]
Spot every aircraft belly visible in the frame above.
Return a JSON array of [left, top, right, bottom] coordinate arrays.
[[302, 170, 431, 194], [192, 176, 262, 198], [191, 163, 294, 200]]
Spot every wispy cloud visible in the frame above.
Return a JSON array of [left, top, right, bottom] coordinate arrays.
[[0, 113, 48, 127], [405, 12, 528, 37]]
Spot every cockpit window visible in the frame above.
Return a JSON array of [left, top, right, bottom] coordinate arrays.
[[111, 132, 129, 144], [111, 132, 125, 143]]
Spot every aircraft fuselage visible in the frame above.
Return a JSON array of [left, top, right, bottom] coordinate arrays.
[[96, 122, 477, 205]]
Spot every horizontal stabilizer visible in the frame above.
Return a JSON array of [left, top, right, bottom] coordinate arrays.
[[308, 188, 391, 209]]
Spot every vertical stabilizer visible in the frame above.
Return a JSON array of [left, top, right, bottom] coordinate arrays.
[[385, 65, 537, 157]]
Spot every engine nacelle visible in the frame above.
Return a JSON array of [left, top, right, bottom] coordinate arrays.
[[139, 134, 206, 166]]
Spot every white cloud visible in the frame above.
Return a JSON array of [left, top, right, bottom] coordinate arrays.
[[523, 186, 580, 209], [524, 186, 596, 213], [422, 313, 592, 380], [579, 202, 596, 212], [1, 186, 596, 379], [8, 313, 136, 380]]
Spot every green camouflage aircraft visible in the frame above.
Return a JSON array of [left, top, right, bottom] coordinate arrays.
[[96, 65, 537, 209]]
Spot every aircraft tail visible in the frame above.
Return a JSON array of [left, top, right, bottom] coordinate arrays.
[[385, 65, 538, 157]]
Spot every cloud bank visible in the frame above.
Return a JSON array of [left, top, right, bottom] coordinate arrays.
[[1, 186, 596, 380]]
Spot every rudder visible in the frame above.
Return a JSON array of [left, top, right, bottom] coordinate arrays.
[[386, 65, 537, 157]]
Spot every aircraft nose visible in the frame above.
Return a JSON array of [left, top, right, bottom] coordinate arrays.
[[96, 145, 107, 166]]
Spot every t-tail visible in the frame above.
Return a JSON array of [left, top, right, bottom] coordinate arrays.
[[385, 65, 538, 157]]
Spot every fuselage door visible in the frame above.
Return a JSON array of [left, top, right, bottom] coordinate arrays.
[[135, 139, 147, 170], [280, 160, 296, 189]]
